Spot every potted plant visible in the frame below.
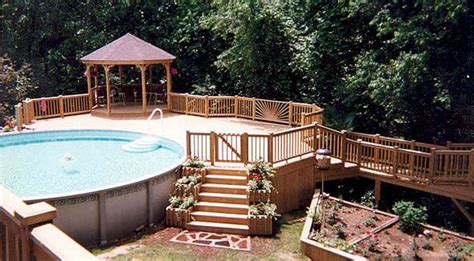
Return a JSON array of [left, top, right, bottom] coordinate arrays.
[[166, 195, 195, 228], [246, 159, 275, 203], [248, 202, 279, 235], [175, 173, 202, 198], [182, 156, 206, 177]]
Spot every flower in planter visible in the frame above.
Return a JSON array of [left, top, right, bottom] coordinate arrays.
[[249, 202, 280, 220], [183, 156, 206, 169], [168, 195, 195, 210], [246, 159, 276, 193]]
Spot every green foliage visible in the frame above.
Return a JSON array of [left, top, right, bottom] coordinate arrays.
[[392, 201, 428, 233], [2, 1, 472, 142], [182, 156, 206, 169], [360, 190, 376, 209], [0, 58, 37, 123], [249, 202, 280, 219]]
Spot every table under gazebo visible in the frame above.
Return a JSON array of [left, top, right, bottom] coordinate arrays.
[[80, 33, 176, 117]]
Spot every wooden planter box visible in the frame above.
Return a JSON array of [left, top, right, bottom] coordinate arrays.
[[248, 190, 271, 204], [165, 206, 193, 228], [249, 215, 273, 235], [182, 167, 206, 180]]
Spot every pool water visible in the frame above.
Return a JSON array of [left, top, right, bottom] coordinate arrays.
[[0, 130, 184, 199]]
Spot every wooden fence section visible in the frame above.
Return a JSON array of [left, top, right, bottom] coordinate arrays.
[[187, 124, 474, 187], [169, 92, 322, 126], [0, 186, 96, 261], [17, 94, 91, 123]]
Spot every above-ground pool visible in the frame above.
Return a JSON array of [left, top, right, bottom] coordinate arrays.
[[0, 130, 184, 246]]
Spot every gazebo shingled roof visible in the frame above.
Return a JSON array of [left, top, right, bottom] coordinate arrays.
[[80, 33, 176, 115], [80, 33, 176, 64]]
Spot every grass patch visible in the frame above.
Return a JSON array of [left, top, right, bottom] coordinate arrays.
[[96, 210, 308, 260]]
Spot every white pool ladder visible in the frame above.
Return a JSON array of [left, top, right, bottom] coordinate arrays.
[[147, 108, 163, 134]]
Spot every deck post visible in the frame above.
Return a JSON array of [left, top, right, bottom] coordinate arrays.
[[429, 148, 437, 183], [341, 130, 347, 164], [288, 101, 293, 126], [252, 97, 256, 121], [185, 93, 189, 115], [210, 132, 216, 165], [357, 139, 362, 167], [241, 133, 249, 164], [393, 146, 399, 176], [469, 149, 474, 187], [186, 131, 191, 158], [205, 95, 209, 117], [374, 134, 380, 164], [139, 64, 148, 115], [234, 95, 239, 117], [314, 123, 319, 151], [301, 113, 306, 126], [15, 103, 23, 131], [374, 180, 381, 208], [59, 95, 64, 117], [268, 133, 274, 163]]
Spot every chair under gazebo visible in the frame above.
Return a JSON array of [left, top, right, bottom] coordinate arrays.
[[81, 33, 176, 117]]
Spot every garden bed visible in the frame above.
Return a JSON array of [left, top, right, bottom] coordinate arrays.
[[301, 190, 474, 260]]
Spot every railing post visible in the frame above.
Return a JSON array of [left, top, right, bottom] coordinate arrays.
[[186, 131, 191, 158], [341, 130, 347, 164], [314, 123, 319, 151], [252, 97, 256, 121], [205, 95, 209, 118], [210, 131, 216, 165], [409, 139, 416, 176], [288, 101, 293, 126], [447, 141, 452, 149], [393, 146, 399, 176], [268, 133, 273, 163], [429, 148, 437, 184], [469, 149, 474, 187], [59, 95, 64, 118], [15, 103, 23, 131], [234, 95, 239, 117], [241, 133, 249, 164], [374, 134, 380, 164], [301, 113, 306, 126], [357, 139, 362, 167], [185, 93, 189, 115]]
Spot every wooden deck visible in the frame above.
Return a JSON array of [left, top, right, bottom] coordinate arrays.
[[91, 102, 167, 117]]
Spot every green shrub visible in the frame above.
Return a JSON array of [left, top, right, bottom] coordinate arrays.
[[360, 190, 376, 208], [183, 156, 206, 169], [392, 201, 427, 233]]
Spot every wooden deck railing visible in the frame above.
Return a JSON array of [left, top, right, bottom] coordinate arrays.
[[169, 92, 322, 126], [16, 94, 91, 125], [186, 124, 474, 187], [0, 186, 96, 260]]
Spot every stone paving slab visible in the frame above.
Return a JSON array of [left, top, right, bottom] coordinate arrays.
[[170, 230, 251, 251]]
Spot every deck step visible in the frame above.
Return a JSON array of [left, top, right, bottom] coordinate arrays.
[[191, 211, 248, 225], [195, 202, 248, 214], [205, 175, 247, 185], [199, 192, 247, 204], [186, 221, 249, 235], [207, 168, 248, 176], [200, 184, 248, 194]]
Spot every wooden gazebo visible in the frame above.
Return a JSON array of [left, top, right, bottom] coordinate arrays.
[[81, 33, 176, 116]]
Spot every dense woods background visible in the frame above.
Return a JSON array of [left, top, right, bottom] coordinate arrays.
[[1, 0, 473, 143]]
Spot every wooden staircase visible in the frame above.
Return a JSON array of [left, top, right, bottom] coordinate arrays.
[[186, 167, 250, 235]]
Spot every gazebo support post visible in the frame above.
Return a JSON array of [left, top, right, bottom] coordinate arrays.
[[103, 65, 113, 115], [149, 65, 153, 84], [119, 65, 124, 84], [86, 64, 93, 110], [165, 63, 172, 107], [139, 64, 148, 114]]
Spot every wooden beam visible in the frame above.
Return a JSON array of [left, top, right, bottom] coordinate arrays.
[[103, 65, 113, 114], [165, 63, 172, 108], [451, 198, 474, 235], [149, 64, 153, 84], [86, 65, 93, 110], [374, 180, 381, 207], [118, 65, 124, 84], [139, 64, 148, 114]]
